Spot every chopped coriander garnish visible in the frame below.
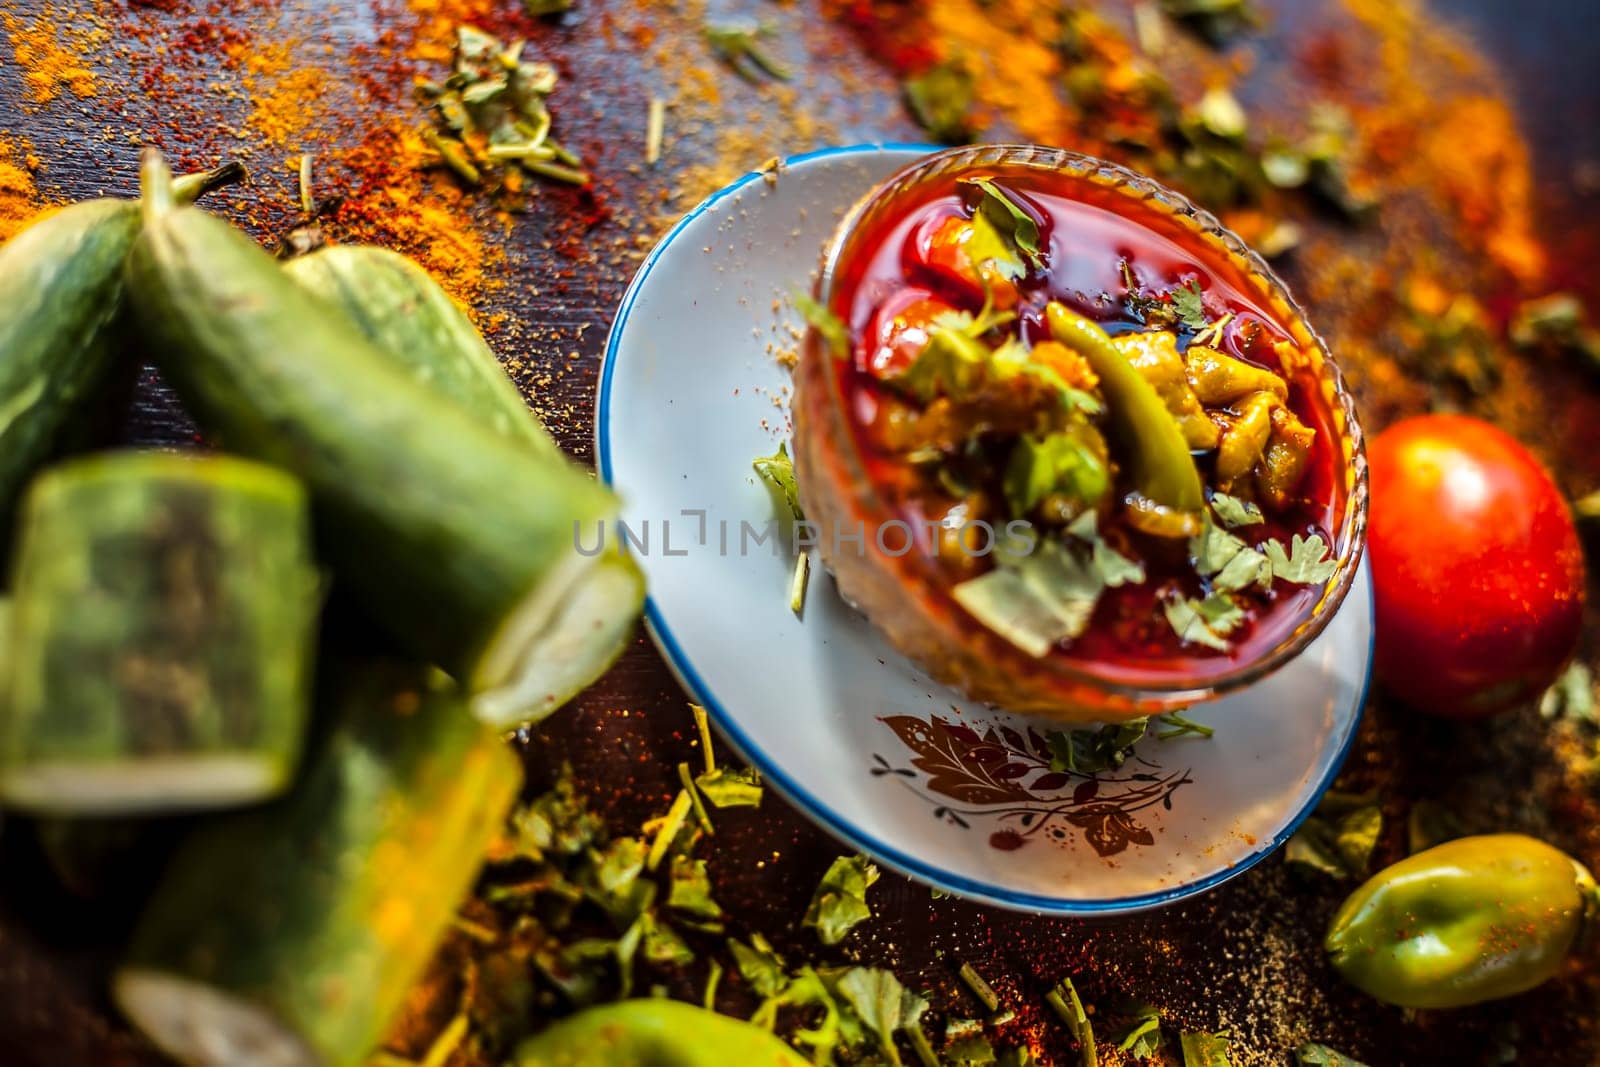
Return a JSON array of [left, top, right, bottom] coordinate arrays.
[[703, 958, 724, 1011], [907, 1020, 943, 1067], [643, 789, 692, 872], [1163, 592, 1243, 651], [676, 761, 714, 835], [1406, 798, 1465, 854], [1172, 278, 1209, 331], [691, 702, 715, 775], [645, 96, 666, 166], [958, 962, 1001, 1013], [704, 21, 790, 82], [795, 291, 851, 361], [790, 548, 810, 614], [1208, 491, 1263, 528], [835, 966, 928, 1067], [803, 854, 880, 945], [1047, 719, 1148, 774], [952, 542, 1104, 658], [1190, 519, 1270, 593], [903, 59, 975, 143], [753, 442, 802, 520], [695, 766, 763, 809], [1190, 310, 1234, 349], [1116, 1006, 1164, 1057], [1045, 977, 1098, 1067], [946, 1031, 999, 1065], [1285, 791, 1382, 879], [1067, 511, 1147, 588], [1179, 1031, 1233, 1066], [297, 153, 314, 217], [1263, 532, 1337, 584], [666, 853, 724, 922], [728, 932, 788, 998], [1294, 1044, 1368, 1067], [1155, 711, 1214, 740], [960, 176, 1046, 270]]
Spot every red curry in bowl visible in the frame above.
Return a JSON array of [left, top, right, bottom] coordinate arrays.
[[792, 146, 1366, 721]]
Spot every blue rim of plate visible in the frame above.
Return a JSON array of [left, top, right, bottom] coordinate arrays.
[[595, 142, 1373, 914]]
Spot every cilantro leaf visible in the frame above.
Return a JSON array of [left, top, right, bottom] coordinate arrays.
[[704, 21, 790, 82], [1093, 539, 1147, 588], [803, 854, 880, 945], [666, 854, 724, 922], [1189, 519, 1270, 593], [1003, 431, 1111, 517], [960, 177, 1046, 270], [728, 933, 788, 998], [1286, 793, 1382, 879], [1044, 978, 1096, 1067], [1264, 533, 1337, 584], [1172, 279, 1209, 331], [1066, 512, 1147, 587], [795, 292, 850, 361], [638, 910, 694, 967], [1117, 1008, 1164, 1059], [1406, 799, 1465, 854], [753, 442, 802, 521], [1163, 592, 1243, 651], [1209, 491, 1263, 528], [1180, 1031, 1233, 1067], [1047, 719, 1148, 775], [947, 1031, 999, 1065], [835, 966, 927, 1067], [1295, 1043, 1368, 1067], [953, 540, 1106, 657], [694, 766, 763, 808], [903, 59, 974, 144]]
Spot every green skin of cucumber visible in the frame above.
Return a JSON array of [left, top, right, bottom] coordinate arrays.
[[116, 666, 524, 1067], [0, 201, 136, 534], [0, 167, 243, 538], [282, 245, 563, 460], [0, 452, 319, 814], [127, 193, 626, 692], [516, 1000, 811, 1067]]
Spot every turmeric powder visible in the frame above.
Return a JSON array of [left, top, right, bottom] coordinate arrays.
[[2, 11, 101, 106], [0, 137, 44, 244]]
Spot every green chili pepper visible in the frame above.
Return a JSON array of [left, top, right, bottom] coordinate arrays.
[[1325, 834, 1599, 1009], [1044, 303, 1204, 536], [515, 999, 810, 1066]]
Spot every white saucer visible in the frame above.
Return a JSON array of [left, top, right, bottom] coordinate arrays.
[[597, 144, 1371, 915]]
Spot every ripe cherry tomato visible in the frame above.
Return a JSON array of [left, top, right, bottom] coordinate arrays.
[[1368, 414, 1585, 717]]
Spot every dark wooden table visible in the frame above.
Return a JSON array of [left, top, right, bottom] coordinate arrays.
[[1, 1, 1598, 1064]]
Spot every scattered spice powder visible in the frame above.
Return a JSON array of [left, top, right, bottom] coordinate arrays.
[[0, 136, 44, 244], [2, 10, 102, 106]]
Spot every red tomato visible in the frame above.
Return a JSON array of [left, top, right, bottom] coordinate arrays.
[[863, 287, 953, 379], [1368, 415, 1585, 717]]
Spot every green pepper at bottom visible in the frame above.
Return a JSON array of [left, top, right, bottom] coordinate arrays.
[[1325, 833, 1598, 1009], [515, 999, 810, 1067]]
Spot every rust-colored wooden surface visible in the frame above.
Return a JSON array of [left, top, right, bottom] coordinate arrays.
[[1, 1, 1598, 1064]]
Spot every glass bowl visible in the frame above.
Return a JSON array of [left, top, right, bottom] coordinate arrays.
[[791, 144, 1368, 722]]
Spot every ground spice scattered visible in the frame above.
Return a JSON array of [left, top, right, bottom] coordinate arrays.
[[0, 136, 44, 244], [1, 10, 102, 106]]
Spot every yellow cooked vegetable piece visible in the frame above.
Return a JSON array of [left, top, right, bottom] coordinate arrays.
[[1214, 390, 1278, 485], [1109, 330, 1220, 451], [1257, 404, 1317, 510], [1184, 345, 1289, 406], [1028, 340, 1100, 393]]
